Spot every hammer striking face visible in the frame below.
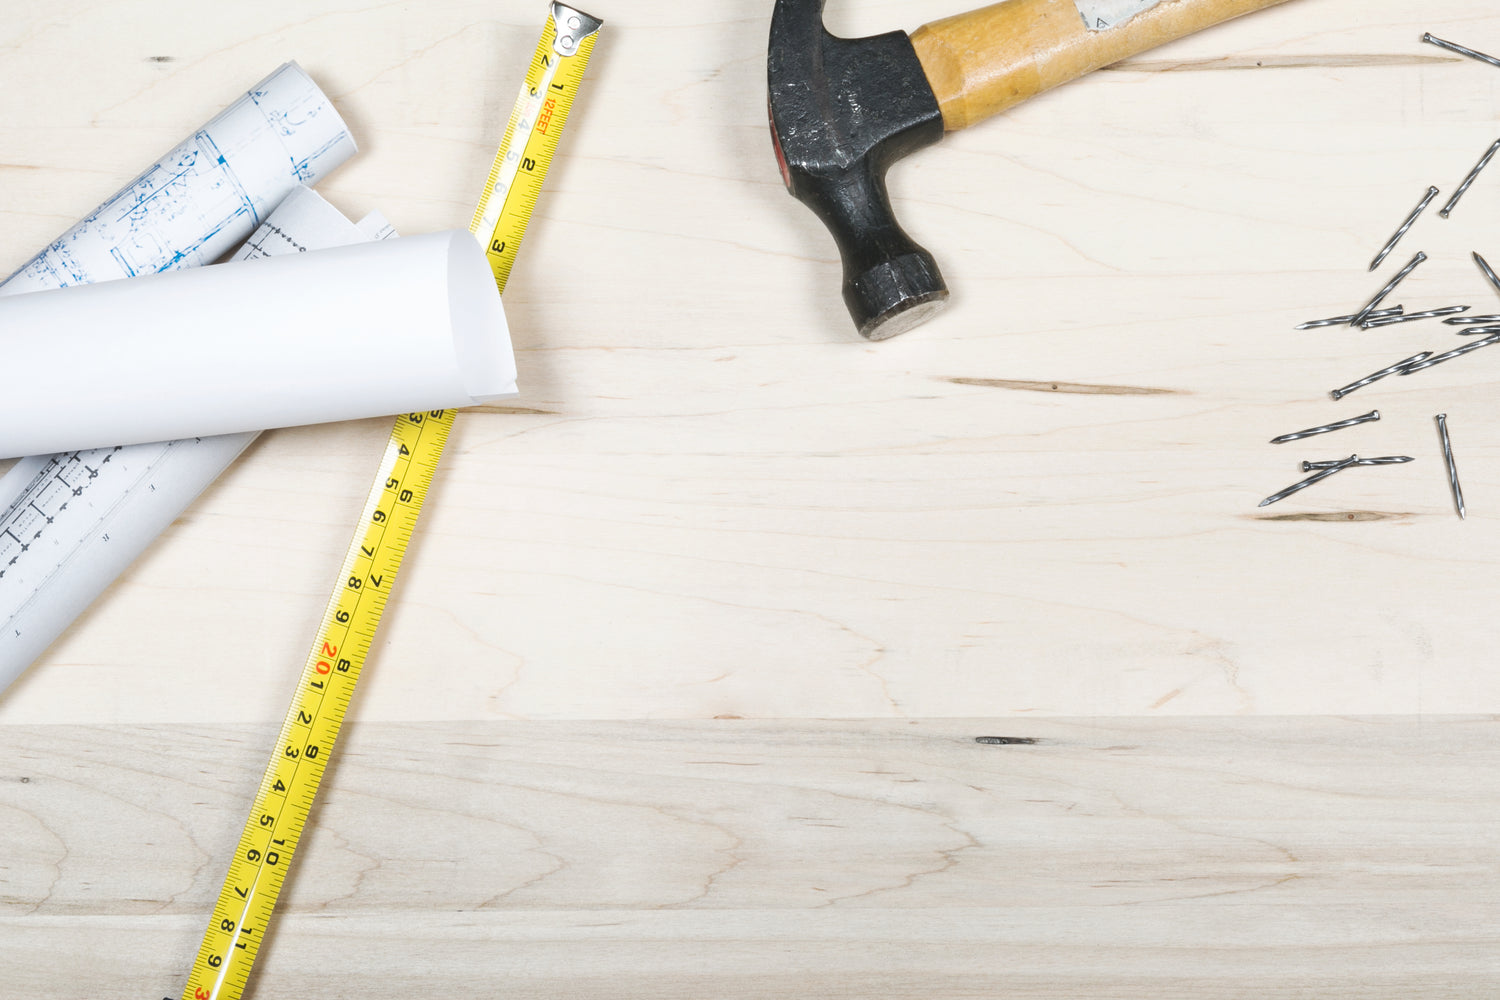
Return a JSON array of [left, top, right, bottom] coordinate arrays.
[[767, 0, 1296, 341]]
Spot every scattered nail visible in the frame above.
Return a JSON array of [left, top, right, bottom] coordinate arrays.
[[1397, 333, 1500, 373], [1271, 410, 1380, 444], [1297, 306, 1402, 330], [1302, 456, 1414, 471], [1361, 305, 1469, 328], [1370, 186, 1439, 271], [1443, 313, 1500, 324], [1422, 32, 1500, 70], [1259, 456, 1359, 508], [1436, 413, 1466, 519], [1350, 252, 1427, 327], [1474, 252, 1500, 296], [1331, 354, 1431, 399], [1441, 139, 1500, 218]]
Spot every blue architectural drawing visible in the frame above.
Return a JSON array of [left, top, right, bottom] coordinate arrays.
[[0, 61, 355, 296], [0, 63, 359, 690]]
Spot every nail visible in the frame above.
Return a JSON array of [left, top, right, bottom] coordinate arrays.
[[1441, 139, 1500, 218], [1370, 186, 1439, 271], [1270, 410, 1380, 444], [1297, 306, 1402, 330], [1350, 252, 1426, 327], [1397, 333, 1500, 373], [1443, 313, 1500, 324], [1361, 305, 1469, 328], [1259, 456, 1359, 507], [1436, 414, 1466, 519], [1475, 252, 1500, 298], [1331, 354, 1431, 399], [1422, 32, 1500, 70], [1302, 456, 1414, 471]]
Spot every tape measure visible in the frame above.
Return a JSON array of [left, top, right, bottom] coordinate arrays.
[[177, 7, 601, 999]]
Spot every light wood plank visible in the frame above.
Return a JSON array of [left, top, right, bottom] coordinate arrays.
[[4, 2, 1500, 724], [4, 4, 1499, 995], [1, 717, 1497, 996]]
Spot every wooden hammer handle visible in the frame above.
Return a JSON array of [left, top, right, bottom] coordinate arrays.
[[909, 0, 1294, 131]]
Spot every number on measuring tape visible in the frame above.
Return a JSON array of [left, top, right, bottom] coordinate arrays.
[[176, 6, 601, 1000]]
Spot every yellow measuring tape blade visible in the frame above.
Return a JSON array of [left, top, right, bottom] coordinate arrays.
[[179, 7, 600, 999]]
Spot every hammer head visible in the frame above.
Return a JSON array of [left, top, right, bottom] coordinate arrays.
[[768, 0, 947, 340]]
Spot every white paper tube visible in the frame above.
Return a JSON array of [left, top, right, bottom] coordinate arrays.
[[0, 187, 390, 694], [0, 62, 355, 695], [0, 230, 514, 459], [1, 62, 356, 296]]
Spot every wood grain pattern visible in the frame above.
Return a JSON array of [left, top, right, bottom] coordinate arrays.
[[2, 717, 1498, 997], [1, 3, 1499, 993], [2, 1, 1500, 724]]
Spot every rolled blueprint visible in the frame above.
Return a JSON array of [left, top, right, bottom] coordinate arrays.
[[1, 62, 356, 295], [0, 187, 390, 695], [0, 60, 354, 695], [0, 63, 357, 696], [0, 230, 514, 459]]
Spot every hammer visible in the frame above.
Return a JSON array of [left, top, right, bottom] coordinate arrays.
[[768, 0, 1294, 340]]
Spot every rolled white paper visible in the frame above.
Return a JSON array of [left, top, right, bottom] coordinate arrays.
[[0, 185, 399, 689], [0, 61, 356, 693], [0, 186, 393, 692], [0, 230, 514, 459]]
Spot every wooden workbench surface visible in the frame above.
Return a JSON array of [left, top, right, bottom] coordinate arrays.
[[2, 1, 1497, 995]]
